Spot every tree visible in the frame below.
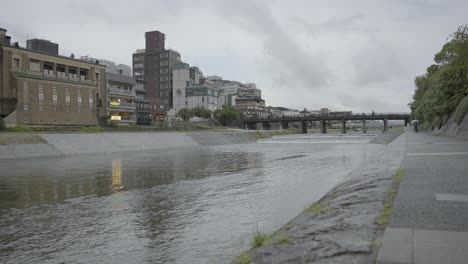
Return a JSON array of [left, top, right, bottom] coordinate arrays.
[[177, 108, 194, 121], [192, 106, 212, 119], [410, 24, 468, 126], [213, 105, 241, 126]]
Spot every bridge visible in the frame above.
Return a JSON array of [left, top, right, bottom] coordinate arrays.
[[243, 113, 411, 134]]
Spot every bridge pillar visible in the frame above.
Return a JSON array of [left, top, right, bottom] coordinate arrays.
[[363, 120, 367, 133], [281, 122, 289, 129], [262, 122, 271, 130], [321, 120, 327, 134], [383, 119, 388, 132], [342, 120, 347, 133], [301, 121, 308, 134]]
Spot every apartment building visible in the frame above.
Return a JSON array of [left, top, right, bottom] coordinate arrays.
[[0, 28, 107, 126], [133, 30, 181, 118], [107, 73, 136, 125], [234, 97, 269, 118]]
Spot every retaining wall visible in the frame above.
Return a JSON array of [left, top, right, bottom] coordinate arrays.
[[0, 132, 256, 160], [432, 114, 468, 140]]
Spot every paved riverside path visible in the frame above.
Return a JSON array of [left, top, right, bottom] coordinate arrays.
[[377, 130, 468, 264]]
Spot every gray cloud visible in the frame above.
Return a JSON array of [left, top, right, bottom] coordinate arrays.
[[208, 0, 330, 89], [1, 0, 467, 112]]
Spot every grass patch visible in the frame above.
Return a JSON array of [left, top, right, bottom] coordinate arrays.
[[304, 202, 332, 215], [251, 231, 270, 248], [454, 95, 468, 125], [274, 233, 292, 245], [370, 240, 382, 248], [7, 126, 33, 133], [377, 168, 405, 229], [232, 251, 252, 264]]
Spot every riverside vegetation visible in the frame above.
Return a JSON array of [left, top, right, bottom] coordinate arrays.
[[410, 25, 468, 130]]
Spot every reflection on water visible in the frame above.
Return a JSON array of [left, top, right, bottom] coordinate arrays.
[[0, 134, 382, 264], [112, 159, 124, 192]]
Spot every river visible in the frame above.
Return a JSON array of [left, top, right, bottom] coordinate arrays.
[[0, 133, 384, 264]]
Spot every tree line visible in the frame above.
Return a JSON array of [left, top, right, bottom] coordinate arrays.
[[410, 25, 468, 129], [176, 105, 241, 126]]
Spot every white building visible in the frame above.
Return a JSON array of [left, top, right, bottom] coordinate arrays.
[[172, 63, 222, 113]]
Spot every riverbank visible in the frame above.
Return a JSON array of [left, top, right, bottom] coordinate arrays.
[[235, 132, 406, 264], [0, 130, 296, 159]]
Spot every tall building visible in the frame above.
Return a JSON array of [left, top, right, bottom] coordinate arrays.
[[0, 28, 107, 126], [132, 30, 181, 118], [26, 38, 59, 55]]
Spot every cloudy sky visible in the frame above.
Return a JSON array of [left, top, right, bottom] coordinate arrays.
[[2, 0, 467, 112]]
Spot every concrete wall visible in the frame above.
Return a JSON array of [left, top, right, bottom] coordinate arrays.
[[433, 114, 468, 140], [0, 132, 256, 160]]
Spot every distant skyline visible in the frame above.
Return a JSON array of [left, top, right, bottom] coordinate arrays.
[[2, 0, 467, 112]]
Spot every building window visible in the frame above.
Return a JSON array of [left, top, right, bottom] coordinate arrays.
[[29, 59, 41, 72], [77, 88, 82, 113], [52, 85, 58, 112], [23, 82, 29, 111], [88, 90, 93, 113], [65, 88, 70, 112], [38, 84, 44, 112], [13, 58, 20, 69]]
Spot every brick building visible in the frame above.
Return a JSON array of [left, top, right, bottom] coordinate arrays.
[[0, 28, 107, 126]]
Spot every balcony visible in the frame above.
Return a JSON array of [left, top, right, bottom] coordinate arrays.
[[109, 101, 136, 110], [40, 69, 91, 83], [134, 85, 146, 92], [108, 87, 136, 97]]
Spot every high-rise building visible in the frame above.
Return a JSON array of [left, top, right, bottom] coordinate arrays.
[[132, 30, 181, 118], [26, 38, 59, 55]]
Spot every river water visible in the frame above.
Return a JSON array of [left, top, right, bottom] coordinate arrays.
[[0, 133, 383, 264]]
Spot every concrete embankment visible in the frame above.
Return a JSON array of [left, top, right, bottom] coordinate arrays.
[[0, 132, 257, 160], [432, 114, 468, 140], [240, 132, 406, 264]]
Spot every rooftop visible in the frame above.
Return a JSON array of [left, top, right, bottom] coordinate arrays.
[[2, 44, 106, 67], [107, 72, 136, 85]]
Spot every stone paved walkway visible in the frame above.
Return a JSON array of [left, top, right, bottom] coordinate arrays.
[[377, 130, 468, 264]]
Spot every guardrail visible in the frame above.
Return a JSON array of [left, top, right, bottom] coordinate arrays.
[[243, 113, 411, 123]]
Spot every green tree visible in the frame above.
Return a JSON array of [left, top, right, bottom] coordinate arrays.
[[213, 105, 241, 126], [177, 108, 194, 121], [192, 106, 212, 119], [410, 24, 468, 125]]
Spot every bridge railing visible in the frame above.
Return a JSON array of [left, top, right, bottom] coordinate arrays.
[[243, 112, 411, 122]]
